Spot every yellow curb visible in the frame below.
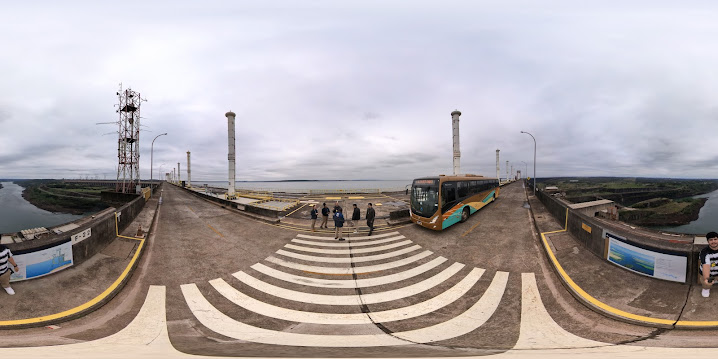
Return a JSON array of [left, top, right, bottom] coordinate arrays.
[[540, 208, 717, 328]]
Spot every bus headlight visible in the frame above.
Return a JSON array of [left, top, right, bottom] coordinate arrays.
[[430, 216, 438, 224]]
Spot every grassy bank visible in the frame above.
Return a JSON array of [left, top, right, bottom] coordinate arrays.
[[16, 180, 110, 215], [540, 177, 718, 226]]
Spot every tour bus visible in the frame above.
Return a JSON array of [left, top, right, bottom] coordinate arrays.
[[410, 174, 500, 230]]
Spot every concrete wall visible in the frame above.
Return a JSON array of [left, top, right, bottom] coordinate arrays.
[[8, 191, 149, 267], [536, 188, 698, 284]]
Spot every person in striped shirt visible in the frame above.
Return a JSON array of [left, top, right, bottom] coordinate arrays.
[[699, 232, 718, 298], [0, 244, 19, 295]]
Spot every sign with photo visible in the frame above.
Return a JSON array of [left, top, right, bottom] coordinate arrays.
[[604, 230, 686, 283]]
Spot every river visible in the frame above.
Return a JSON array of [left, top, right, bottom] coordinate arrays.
[[0, 181, 84, 234], [658, 189, 718, 235]]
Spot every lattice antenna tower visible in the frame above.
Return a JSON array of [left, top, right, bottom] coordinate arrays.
[[115, 84, 146, 193]]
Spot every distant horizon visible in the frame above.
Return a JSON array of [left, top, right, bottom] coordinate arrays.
[[2, 176, 718, 182]]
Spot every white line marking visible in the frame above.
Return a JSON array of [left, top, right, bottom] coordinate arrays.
[[394, 271, 509, 343], [296, 232, 400, 241], [210, 267, 484, 325], [182, 272, 505, 347], [291, 235, 406, 247], [251, 257, 448, 288], [284, 240, 414, 254], [514, 272, 609, 349], [181, 284, 409, 347], [264, 251, 434, 274], [276, 245, 421, 263], [232, 263, 464, 305]]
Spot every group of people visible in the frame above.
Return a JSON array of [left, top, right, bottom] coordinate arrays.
[[310, 201, 376, 240]]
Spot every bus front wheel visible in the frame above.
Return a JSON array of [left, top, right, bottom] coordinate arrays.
[[460, 207, 469, 223]]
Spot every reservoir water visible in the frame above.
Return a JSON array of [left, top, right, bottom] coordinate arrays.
[[0, 182, 83, 234], [657, 189, 718, 235]]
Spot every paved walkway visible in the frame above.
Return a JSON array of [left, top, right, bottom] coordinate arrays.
[[0, 194, 159, 324]]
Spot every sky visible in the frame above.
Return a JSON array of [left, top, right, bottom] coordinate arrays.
[[1, 1, 718, 181]]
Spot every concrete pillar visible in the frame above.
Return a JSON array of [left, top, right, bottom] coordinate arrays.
[[506, 161, 509, 183], [226, 111, 237, 196], [177, 162, 181, 183], [451, 110, 461, 176], [187, 151, 191, 188], [495, 149, 500, 182]]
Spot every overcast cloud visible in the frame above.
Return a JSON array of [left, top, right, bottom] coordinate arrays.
[[1, 0, 717, 181]]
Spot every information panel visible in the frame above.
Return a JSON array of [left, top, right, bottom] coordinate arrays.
[[604, 231, 686, 283], [9, 240, 74, 282]]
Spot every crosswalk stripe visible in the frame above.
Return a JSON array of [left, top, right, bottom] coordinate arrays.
[[208, 267, 485, 325], [297, 232, 400, 241], [232, 263, 464, 305], [284, 240, 414, 255], [276, 245, 422, 263], [264, 251, 434, 275], [250, 257, 448, 288], [181, 284, 410, 347], [291, 235, 406, 248], [514, 273, 609, 349], [393, 271, 508, 343], [182, 272, 504, 347]]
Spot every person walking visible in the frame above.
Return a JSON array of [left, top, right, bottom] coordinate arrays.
[[309, 204, 318, 232], [366, 203, 376, 236], [320, 203, 330, 229], [352, 204, 361, 233], [334, 209, 345, 240], [0, 244, 18, 295]]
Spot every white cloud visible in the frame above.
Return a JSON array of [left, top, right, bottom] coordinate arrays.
[[1, 0, 717, 181]]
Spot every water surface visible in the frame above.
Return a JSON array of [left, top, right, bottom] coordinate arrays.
[[0, 182, 83, 234]]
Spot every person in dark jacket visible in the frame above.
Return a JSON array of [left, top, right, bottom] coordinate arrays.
[[310, 205, 318, 232], [334, 209, 345, 240], [320, 203, 330, 229], [366, 203, 376, 236], [351, 204, 361, 233]]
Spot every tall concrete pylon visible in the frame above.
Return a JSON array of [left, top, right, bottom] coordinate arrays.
[[506, 161, 509, 183], [226, 111, 237, 196], [187, 151, 191, 188], [451, 110, 461, 176], [177, 162, 181, 184], [496, 149, 500, 182]]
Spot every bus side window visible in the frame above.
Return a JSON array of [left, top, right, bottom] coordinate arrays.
[[442, 182, 457, 212], [458, 181, 468, 198]]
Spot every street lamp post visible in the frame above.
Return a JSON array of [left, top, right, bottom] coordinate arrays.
[[521, 161, 528, 180], [520, 131, 536, 195], [150, 133, 168, 184]]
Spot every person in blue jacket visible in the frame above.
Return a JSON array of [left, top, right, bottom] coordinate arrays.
[[334, 209, 345, 241], [320, 203, 330, 229]]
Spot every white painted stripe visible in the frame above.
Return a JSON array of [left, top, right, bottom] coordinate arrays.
[[291, 235, 406, 247], [181, 284, 410, 347], [296, 232, 400, 241], [264, 251, 434, 274], [276, 245, 421, 263], [233, 262, 464, 305], [182, 272, 504, 347], [250, 257, 448, 288], [393, 271, 509, 343], [210, 267, 484, 325], [284, 240, 414, 255], [514, 272, 609, 349]]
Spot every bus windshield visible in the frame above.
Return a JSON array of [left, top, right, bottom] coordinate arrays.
[[411, 179, 439, 217]]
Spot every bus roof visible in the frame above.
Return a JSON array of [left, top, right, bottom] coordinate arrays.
[[413, 174, 499, 182]]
